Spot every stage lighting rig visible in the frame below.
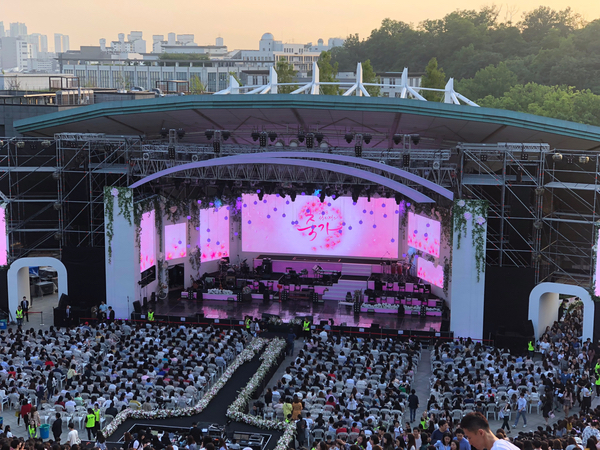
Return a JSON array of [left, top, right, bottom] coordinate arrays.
[[160, 128, 168, 138], [363, 134, 372, 144], [259, 132, 268, 147], [168, 145, 176, 160], [297, 130, 305, 143], [410, 134, 420, 145], [289, 190, 297, 202], [222, 131, 231, 141], [344, 132, 354, 144], [393, 134, 402, 145], [177, 128, 185, 140], [315, 132, 324, 144], [402, 154, 410, 168], [213, 130, 222, 154], [251, 131, 260, 142], [205, 130, 215, 140], [268, 131, 278, 142], [305, 133, 315, 149], [354, 134, 363, 158]]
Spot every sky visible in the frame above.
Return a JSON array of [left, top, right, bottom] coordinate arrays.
[[2, 0, 599, 52]]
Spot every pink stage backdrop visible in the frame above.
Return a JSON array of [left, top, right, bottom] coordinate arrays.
[[199, 207, 230, 262], [417, 257, 444, 288], [407, 212, 441, 258], [139, 210, 156, 272], [165, 223, 187, 260], [0, 207, 6, 266], [241, 194, 399, 258], [595, 232, 600, 296]]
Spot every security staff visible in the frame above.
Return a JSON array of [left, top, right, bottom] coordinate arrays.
[[147, 308, 155, 322], [595, 361, 600, 395], [528, 340, 535, 357], [302, 319, 311, 339], [16, 306, 24, 326], [85, 407, 96, 439], [245, 317, 251, 332]]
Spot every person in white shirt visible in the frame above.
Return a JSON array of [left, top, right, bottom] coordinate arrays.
[[67, 423, 80, 445], [461, 412, 520, 450], [513, 392, 528, 428]]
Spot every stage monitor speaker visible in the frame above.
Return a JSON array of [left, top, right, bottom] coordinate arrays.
[[371, 323, 380, 330], [133, 301, 142, 314], [57, 293, 69, 310]]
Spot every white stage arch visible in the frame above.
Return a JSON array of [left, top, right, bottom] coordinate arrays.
[[7, 257, 68, 320], [529, 282, 593, 340]]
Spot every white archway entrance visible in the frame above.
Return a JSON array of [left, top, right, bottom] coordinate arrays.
[[529, 282, 593, 340], [7, 257, 68, 321]]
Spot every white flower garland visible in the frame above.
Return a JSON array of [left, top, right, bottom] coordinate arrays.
[[226, 338, 296, 450], [101, 338, 267, 438]]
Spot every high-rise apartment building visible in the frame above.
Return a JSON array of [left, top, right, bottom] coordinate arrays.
[[9, 22, 27, 38], [54, 33, 70, 53]]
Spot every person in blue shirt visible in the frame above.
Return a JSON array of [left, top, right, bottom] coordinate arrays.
[[454, 428, 471, 450]]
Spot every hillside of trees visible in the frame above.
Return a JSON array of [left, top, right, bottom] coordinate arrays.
[[327, 6, 600, 126]]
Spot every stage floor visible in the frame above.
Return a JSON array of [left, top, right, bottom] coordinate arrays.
[[154, 296, 443, 332]]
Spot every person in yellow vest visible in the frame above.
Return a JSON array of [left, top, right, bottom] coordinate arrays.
[[16, 306, 24, 326], [147, 308, 155, 322], [302, 319, 311, 339], [93, 403, 101, 434], [245, 317, 252, 332], [85, 407, 96, 440], [595, 361, 600, 395], [528, 340, 535, 358]]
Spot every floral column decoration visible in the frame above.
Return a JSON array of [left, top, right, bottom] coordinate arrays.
[[453, 199, 488, 282], [104, 186, 133, 264]]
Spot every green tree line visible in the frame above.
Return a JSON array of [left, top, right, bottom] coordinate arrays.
[[325, 6, 600, 125]]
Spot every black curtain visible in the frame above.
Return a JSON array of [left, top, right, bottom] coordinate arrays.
[[62, 247, 106, 309]]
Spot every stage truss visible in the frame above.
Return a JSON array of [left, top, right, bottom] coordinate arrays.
[[1, 133, 597, 286]]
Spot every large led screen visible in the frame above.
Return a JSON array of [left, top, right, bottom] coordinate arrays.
[[0, 207, 6, 266], [595, 232, 600, 296], [407, 212, 441, 258], [165, 223, 187, 260], [242, 194, 399, 258], [139, 210, 156, 272], [417, 257, 444, 288], [199, 207, 230, 262]]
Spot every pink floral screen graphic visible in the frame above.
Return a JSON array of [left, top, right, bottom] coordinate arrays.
[[0, 207, 6, 266], [241, 194, 399, 258], [165, 223, 187, 261], [139, 210, 156, 272], [407, 212, 441, 258], [199, 207, 230, 262], [417, 257, 444, 288]]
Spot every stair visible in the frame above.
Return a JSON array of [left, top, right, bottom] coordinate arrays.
[[341, 263, 372, 277], [322, 278, 368, 301]]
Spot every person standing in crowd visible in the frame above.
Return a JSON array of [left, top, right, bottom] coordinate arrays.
[[513, 392, 528, 428], [408, 389, 419, 423], [52, 412, 63, 443], [286, 328, 296, 356], [68, 422, 80, 445], [85, 407, 96, 440], [98, 301, 108, 320], [108, 306, 115, 321], [21, 297, 29, 322]]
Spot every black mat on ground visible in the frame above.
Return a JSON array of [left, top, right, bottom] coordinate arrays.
[[340, 275, 369, 281], [108, 353, 283, 450]]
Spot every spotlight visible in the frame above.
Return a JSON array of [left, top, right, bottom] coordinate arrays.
[[566, 155, 574, 164], [579, 156, 590, 164], [395, 193, 402, 205], [319, 190, 326, 203], [315, 132, 324, 144], [344, 133, 354, 144], [289, 191, 297, 202], [41, 140, 51, 148], [306, 133, 314, 149], [251, 131, 260, 142], [205, 130, 214, 140], [268, 131, 277, 142], [143, 152, 150, 161], [393, 134, 402, 145], [168, 145, 176, 160], [259, 132, 268, 147], [257, 190, 265, 201], [297, 131, 305, 143], [552, 153, 563, 161], [402, 154, 410, 168], [160, 128, 168, 138], [521, 152, 528, 161], [222, 131, 231, 141], [410, 134, 420, 145], [177, 128, 185, 140], [480, 154, 487, 162], [354, 145, 362, 158], [363, 134, 372, 144]]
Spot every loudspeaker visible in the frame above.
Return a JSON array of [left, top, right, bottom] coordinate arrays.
[[58, 293, 69, 310], [143, 297, 148, 308], [133, 301, 142, 314]]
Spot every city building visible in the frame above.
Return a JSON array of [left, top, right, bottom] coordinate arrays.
[[0, 37, 35, 71], [378, 71, 423, 97], [54, 33, 70, 53], [105, 31, 147, 54], [9, 22, 27, 38]]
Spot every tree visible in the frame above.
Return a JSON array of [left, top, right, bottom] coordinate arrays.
[[455, 62, 518, 101], [361, 60, 380, 97], [420, 57, 446, 101], [275, 59, 297, 94], [189, 75, 206, 94], [318, 51, 339, 95], [228, 71, 243, 86]]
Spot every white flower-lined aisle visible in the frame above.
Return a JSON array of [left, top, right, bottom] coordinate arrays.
[[227, 338, 296, 450], [101, 338, 267, 438]]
